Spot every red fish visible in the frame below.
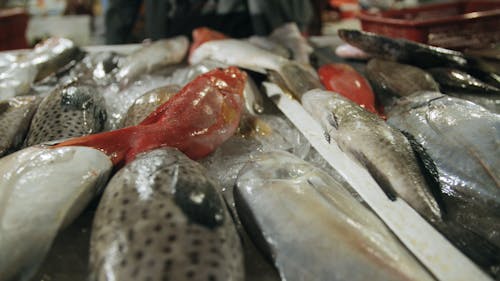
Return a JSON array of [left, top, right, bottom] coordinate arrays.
[[318, 63, 384, 117], [54, 67, 246, 166], [189, 27, 228, 59]]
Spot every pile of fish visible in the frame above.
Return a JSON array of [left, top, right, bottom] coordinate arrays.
[[0, 23, 499, 281]]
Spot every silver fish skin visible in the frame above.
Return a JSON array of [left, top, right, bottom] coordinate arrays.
[[115, 36, 189, 86], [268, 22, 313, 65], [302, 89, 442, 223], [122, 84, 180, 127], [90, 148, 244, 281], [24, 81, 107, 146], [68, 51, 122, 86], [0, 146, 112, 281], [366, 58, 440, 97], [0, 63, 38, 98], [387, 91, 500, 248], [446, 91, 500, 114], [168, 60, 264, 115], [247, 36, 291, 59], [0, 96, 41, 157], [235, 151, 435, 281]]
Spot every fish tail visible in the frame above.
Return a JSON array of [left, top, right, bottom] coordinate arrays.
[[278, 62, 323, 99], [53, 126, 138, 166]]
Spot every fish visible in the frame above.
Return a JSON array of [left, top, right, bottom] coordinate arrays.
[[90, 148, 244, 281], [115, 36, 189, 87], [0, 63, 38, 98], [21, 37, 84, 82], [318, 63, 380, 115], [335, 43, 371, 60], [24, 81, 107, 146], [68, 51, 122, 86], [0, 96, 41, 157], [189, 39, 322, 99], [428, 68, 500, 95], [234, 150, 435, 281], [302, 89, 443, 223], [122, 84, 181, 127], [387, 92, 500, 248], [446, 92, 500, 114], [366, 58, 440, 97], [338, 29, 469, 69], [54, 67, 246, 166], [268, 22, 313, 65], [188, 27, 228, 60], [168, 60, 264, 115], [247, 36, 291, 59], [0, 146, 112, 281]]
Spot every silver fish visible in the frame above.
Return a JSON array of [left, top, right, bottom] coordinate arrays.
[[247, 36, 291, 59], [0, 63, 38, 98], [115, 36, 189, 86], [387, 92, 500, 247], [68, 51, 122, 86], [0, 96, 41, 157], [24, 81, 106, 146], [446, 91, 500, 114], [302, 89, 442, 223], [235, 151, 435, 281], [366, 58, 440, 97], [268, 22, 313, 65], [122, 84, 180, 127], [0, 146, 111, 281], [90, 148, 244, 281]]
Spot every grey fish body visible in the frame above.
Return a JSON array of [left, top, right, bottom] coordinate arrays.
[[428, 67, 500, 95], [446, 91, 500, 113], [25, 82, 106, 146], [338, 29, 469, 69], [366, 58, 440, 97], [387, 92, 500, 247], [122, 84, 180, 127], [302, 90, 442, 222], [0, 146, 111, 281], [247, 36, 291, 59], [0, 96, 41, 157], [90, 148, 244, 281], [0, 63, 38, 98], [68, 51, 122, 86], [115, 36, 189, 86], [268, 22, 313, 65], [235, 151, 435, 281]]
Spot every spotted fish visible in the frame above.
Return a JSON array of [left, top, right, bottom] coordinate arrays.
[[24, 81, 106, 146], [90, 148, 244, 281], [0, 96, 41, 157]]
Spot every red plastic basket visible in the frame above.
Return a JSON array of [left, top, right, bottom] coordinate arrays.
[[0, 8, 29, 51], [358, 1, 500, 50]]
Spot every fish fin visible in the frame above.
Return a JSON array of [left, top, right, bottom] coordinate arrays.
[[278, 62, 323, 100], [351, 149, 398, 201], [400, 130, 447, 217], [52, 126, 137, 166]]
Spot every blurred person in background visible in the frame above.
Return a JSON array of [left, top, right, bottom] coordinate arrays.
[[105, 0, 326, 44]]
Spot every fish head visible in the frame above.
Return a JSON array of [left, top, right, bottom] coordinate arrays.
[[302, 89, 353, 133]]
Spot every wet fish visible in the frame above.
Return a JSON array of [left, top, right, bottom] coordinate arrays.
[[268, 22, 313, 64], [189, 39, 322, 99], [24, 81, 107, 146], [387, 92, 500, 248], [115, 36, 189, 86], [318, 63, 380, 115], [54, 67, 246, 166], [0, 63, 38, 98], [428, 68, 500, 95], [335, 43, 371, 60], [338, 29, 469, 69], [302, 89, 443, 223], [188, 27, 228, 60], [366, 58, 440, 97], [247, 36, 291, 59], [446, 92, 500, 114], [90, 148, 244, 281], [0, 96, 41, 157], [68, 51, 122, 86], [0, 146, 111, 281], [235, 151, 435, 281], [122, 85, 180, 127]]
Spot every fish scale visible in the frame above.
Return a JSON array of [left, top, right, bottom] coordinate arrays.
[[90, 148, 244, 281], [0, 96, 41, 157], [24, 82, 106, 146]]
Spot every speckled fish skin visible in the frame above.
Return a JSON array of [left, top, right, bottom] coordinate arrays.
[[90, 148, 244, 281], [302, 89, 442, 223], [0, 96, 41, 157], [428, 67, 500, 95], [24, 81, 106, 146], [235, 151, 435, 281], [0, 146, 111, 281], [366, 58, 440, 97], [337, 29, 469, 69], [115, 36, 189, 86], [387, 92, 500, 248], [122, 85, 181, 127]]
